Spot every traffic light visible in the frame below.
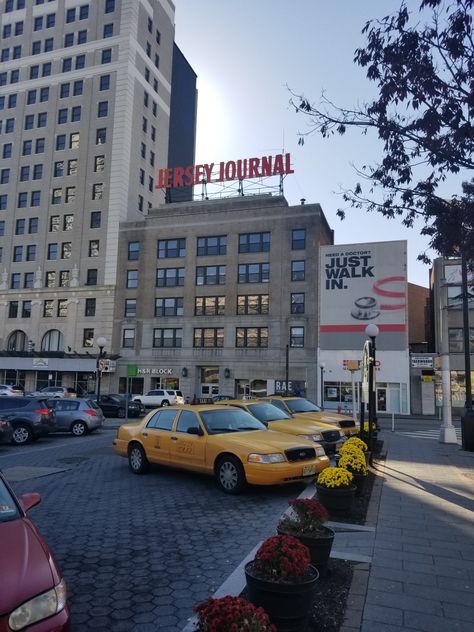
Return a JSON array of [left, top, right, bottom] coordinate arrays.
[[27, 340, 35, 352]]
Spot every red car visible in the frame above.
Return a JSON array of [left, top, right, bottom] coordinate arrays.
[[0, 472, 70, 631]]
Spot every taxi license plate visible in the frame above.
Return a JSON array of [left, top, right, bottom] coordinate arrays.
[[302, 464, 316, 476]]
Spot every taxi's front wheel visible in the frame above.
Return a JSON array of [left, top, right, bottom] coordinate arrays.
[[216, 455, 246, 494]]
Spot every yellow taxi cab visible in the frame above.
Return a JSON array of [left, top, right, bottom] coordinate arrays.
[[113, 404, 329, 494], [218, 399, 345, 454], [262, 396, 359, 437]]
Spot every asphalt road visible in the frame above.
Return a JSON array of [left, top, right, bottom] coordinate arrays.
[[1, 421, 307, 631]]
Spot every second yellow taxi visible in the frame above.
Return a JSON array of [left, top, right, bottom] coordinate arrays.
[[113, 404, 330, 494]]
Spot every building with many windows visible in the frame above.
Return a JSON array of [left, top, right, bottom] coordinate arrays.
[[111, 195, 333, 401], [0, 0, 196, 391]]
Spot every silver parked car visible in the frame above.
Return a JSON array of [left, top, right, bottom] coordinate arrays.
[[47, 398, 104, 436]]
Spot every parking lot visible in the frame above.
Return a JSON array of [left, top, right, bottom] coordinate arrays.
[[1, 421, 307, 631]]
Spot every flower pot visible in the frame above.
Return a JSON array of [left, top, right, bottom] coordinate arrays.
[[351, 473, 367, 496], [315, 484, 357, 515], [244, 561, 319, 632], [277, 525, 335, 571]]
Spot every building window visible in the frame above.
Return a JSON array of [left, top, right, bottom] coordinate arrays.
[[64, 215, 74, 231], [291, 260, 305, 281], [45, 271, 56, 288], [61, 242, 72, 259], [127, 241, 140, 260], [33, 165, 43, 180], [13, 246, 22, 262], [126, 270, 138, 288], [236, 327, 268, 348], [10, 273, 21, 289], [73, 80, 83, 96], [291, 293, 305, 314], [238, 263, 270, 283], [103, 23, 113, 38], [156, 268, 185, 288], [67, 159, 78, 176], [237, 294, 269, 315], [292, 228, 306, 250], [62, 58, 72, 72], [15, 219, 25, 235], [75, 54, 85, 69], [41, 329, 64, 352], [22, 301, 32, 318], [0, 196, 7, 210], [89, 240, 99, 257], [26, 245, 36, 261], [65, 187, 76, 203], [448, 328, 474, 353], [77, 30, 87, 44], [155, 297, 184, 317], [40, 87, 49, 102], [196, 265, 226, 286], [43, 300, 54, 318], [56, 135, 66, 150], [83, 298, 95, 317], [86, 269, 97, 286], [290, 326, 305, 348], [122, 329, 135, 348], [101, 49, 112, 64], [70, 132, 80, 148], [1, 168, 10, 184], [71, 106, 81, 121], [92, 184, 103, 200], [57, 300, 68, 317], [96, 128, 106, 144], [239, 232, 270, 253], [24, 273, 34, 288], [29, 218, 38, 234], [47, 243, 58, 260], [8, 302, 19, 318], [94, 155, 105, 172], [64, 33, 74, 47], [195, 296, 225, 316], [52, 189, 62, 205], [193, 328, 224, 348], [153, 328, 182, 348], [59, 271, 70, 287], [99, 74, 110, 90], [197, 235, 227, 256], [83, 329, 94, 348], [30, 191, 41, 207], [97, 101, 108, 117], [3, 144, 12, 159], [18, 192, 28, 208], [90, 211, 101, 228], [105, 0, 115, 13], [79, 5, 89, 19], [157, 238, 186, 259], [124, 299, 136, 318]]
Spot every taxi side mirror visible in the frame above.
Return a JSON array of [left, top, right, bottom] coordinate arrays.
[[187, 426, 204, 436]]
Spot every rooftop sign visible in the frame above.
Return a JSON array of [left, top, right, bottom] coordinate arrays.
[[156, 152, 294, 189]]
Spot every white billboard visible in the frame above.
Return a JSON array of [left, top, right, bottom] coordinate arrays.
[[319, 241, 407, 351]]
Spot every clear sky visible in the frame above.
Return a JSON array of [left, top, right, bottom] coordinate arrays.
[[174, 1, 466, 289]]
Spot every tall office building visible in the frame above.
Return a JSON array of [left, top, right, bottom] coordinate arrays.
[[0, 0, 196, 391]]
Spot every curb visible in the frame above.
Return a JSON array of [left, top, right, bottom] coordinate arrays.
[[340, 445, 386, 630]]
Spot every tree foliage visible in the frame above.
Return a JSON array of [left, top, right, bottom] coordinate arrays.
[[291, 0, 473, 262]]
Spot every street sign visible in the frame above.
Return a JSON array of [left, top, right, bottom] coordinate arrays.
[[98, 359, 116, 373]]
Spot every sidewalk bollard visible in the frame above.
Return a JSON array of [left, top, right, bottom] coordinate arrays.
[[391, 413, 395, 432]]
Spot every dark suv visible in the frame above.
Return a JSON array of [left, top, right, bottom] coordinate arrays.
[[0, 397, 56, 445]]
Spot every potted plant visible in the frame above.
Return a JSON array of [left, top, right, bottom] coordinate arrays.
[[245, 534, 319, 631], [338, 450, 368, 495], [194, 595, 276, 631], [315, 466, 356, 514], [277, 498, 335, 571], [340, 437, 368, 453]]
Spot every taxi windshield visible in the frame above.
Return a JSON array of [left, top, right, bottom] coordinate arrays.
[[246, 402, 292, 422], [286, 398, 322, 413], [200, 409, 266, 434]]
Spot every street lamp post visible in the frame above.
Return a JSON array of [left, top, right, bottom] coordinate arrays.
[[365, 324, 379, 457], [95, 336, 107, 401], [460, 252, 474, 451], [285, 344, 289, 396], [319, 362, 325, 410]]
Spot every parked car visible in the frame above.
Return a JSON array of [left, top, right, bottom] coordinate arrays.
[[95, 394, 144, 418], [0, 418, 13, 444], [0, 384, 24, 397], [113, 404, 329, 494], [47, 398, 104, 436], [132, 389, 184, 408], [0, 397, 56, 445], [263, 396, 360, 437], [0, 471, 70, 630], [34, 386, 79, 398], [218, 399, 345, 454]]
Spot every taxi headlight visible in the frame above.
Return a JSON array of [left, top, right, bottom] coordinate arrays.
[[9, 578, 67, 631], [297, 433, 322, 442], [315, 446, 326, 457], [248, 453, 285, 464]]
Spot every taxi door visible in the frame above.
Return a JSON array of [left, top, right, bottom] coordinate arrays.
[[169, 409, 208, 472], [141, 408, 178, 465]]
